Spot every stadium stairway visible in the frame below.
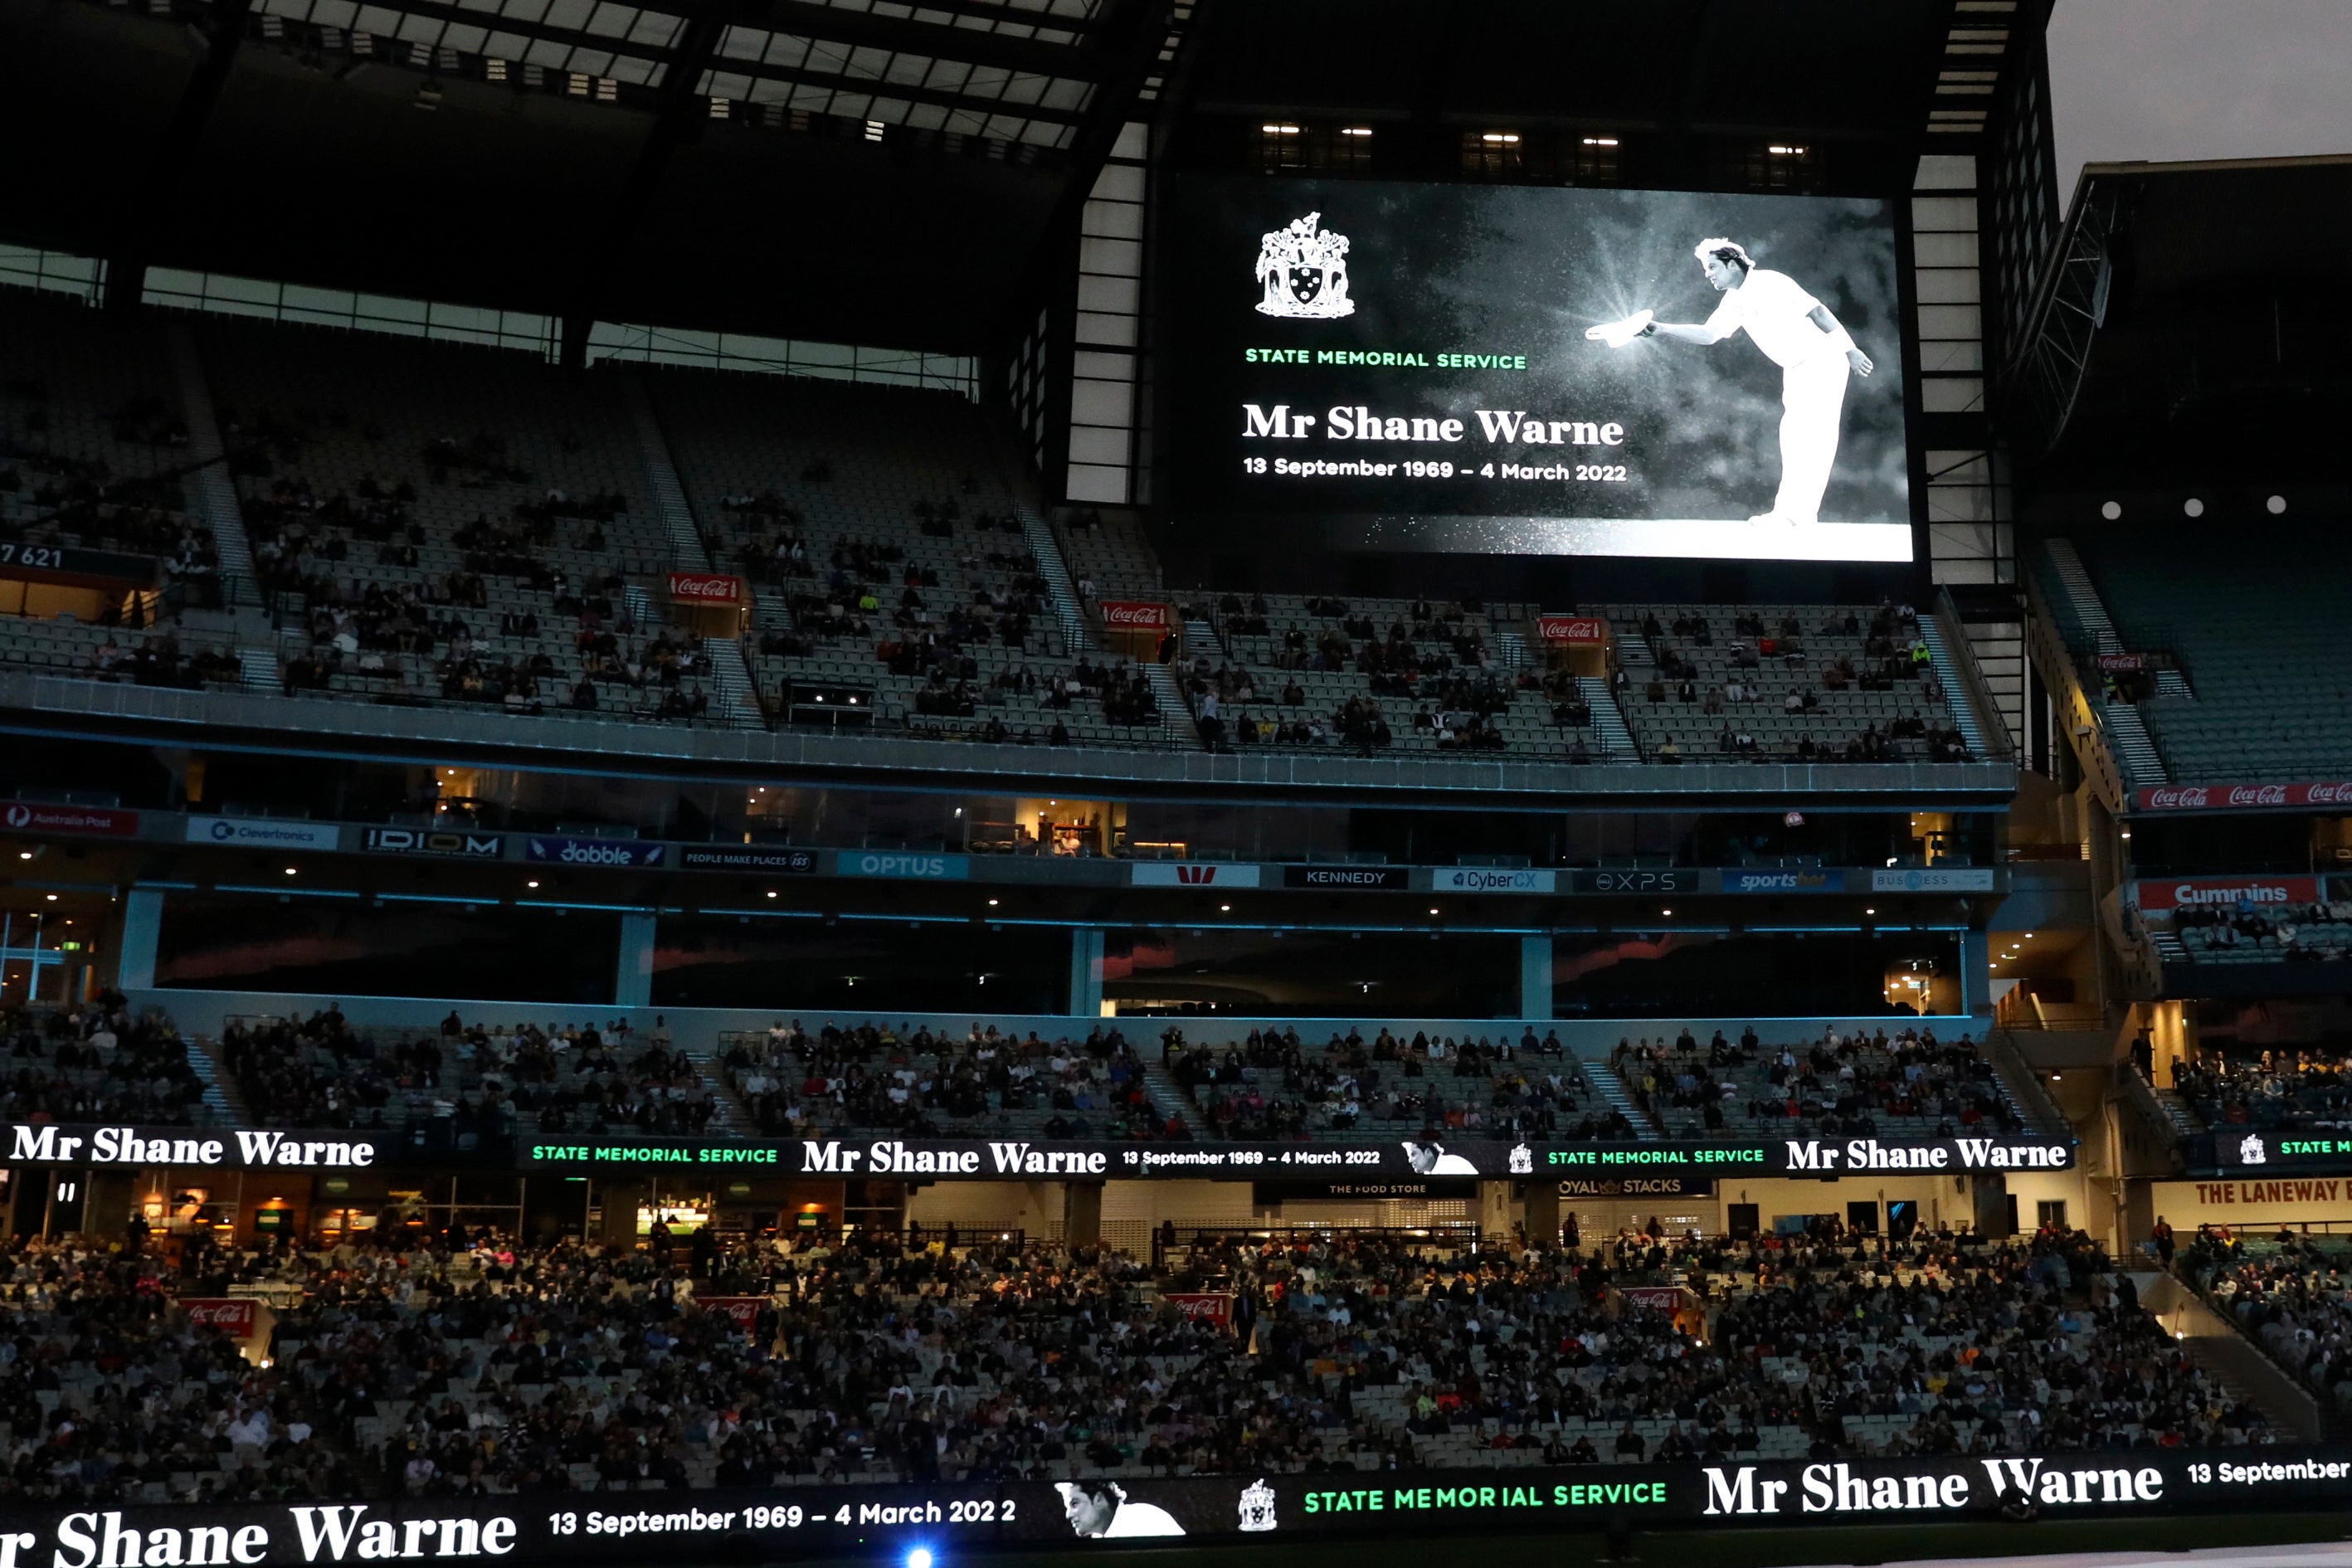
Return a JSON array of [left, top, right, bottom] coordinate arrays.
[[168, 324, 281, 690], [2043, 538, 2168, 785], [1019, 503, 1090, 652], [1578, 675, 1638, 760], [1915, 613, 1989, 757], [1567, 1040, 1666, 1139], [619, 376, 763, 728]]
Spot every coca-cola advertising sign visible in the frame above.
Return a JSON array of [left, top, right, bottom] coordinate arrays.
[[693, 1296, 770, 1331], [2136, 782, 2352, 813], [2096, 653, 2147, 673], [1536, 614, 1609, 645], [1099, 600, 1171, 632], [1163, 1291, 1235, 1327], [1619, 1286, 1689, 1312], [668, 572, 744, 606], [2135, 876, 2320, 912], [181, 1298, 257, 1337]]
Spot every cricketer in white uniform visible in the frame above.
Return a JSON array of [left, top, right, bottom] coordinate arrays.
[[1608, 239, 1876, 525]]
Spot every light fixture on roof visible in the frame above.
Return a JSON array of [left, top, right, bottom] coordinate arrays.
[[2183, 498, 2205, 518], [1341, 126, 1373, 137], [1261, 123, 1301, 135], [2267, 494, 2287, 515], [1769, 144, 1807, 156], [527, 880, 539, 889], [2101, 501, 2122, 520], [1583, 136, 1619, 146], [1482, 131, 1522, 144], [865, 119, 885, 142]]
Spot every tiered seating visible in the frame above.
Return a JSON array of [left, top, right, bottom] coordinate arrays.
[[1158, 1022, 1634, 1142], [2171, 1045, 2352, 1132], [2187, 1232, 2352, 1419], [1186, 592, 1609, 757], [1609, 1024, 2023, 1138], [196, 323, 715, 722], [0, 1000, 212, 1125], [2073, 534, 2352, 782], [0, 616, 242, 687], [2170, 900, 2352, 968], [650, 372, 1152, 745], [1610, 602, 1965, 762], [0, 291, 214, 572], [1056, 507, 1165, 606], [213, 1009, 724, 1149], [716, 1019, 1171, 1141], [0, 1223, 2242, 1504]]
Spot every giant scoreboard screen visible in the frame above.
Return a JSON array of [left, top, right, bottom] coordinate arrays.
[[1162, 177, 1916, 562]]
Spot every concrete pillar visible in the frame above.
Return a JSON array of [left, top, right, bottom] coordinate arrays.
[[1063, 1183, 1103, 1249], [1523, 1181, 1561, 1249], [1959, 928, 1991, 1017], [1067, 928, 1105, 1015], [84, 1170, 134, 1241], [615, 911, 655, 1010], [118, 888, 164, 991], [1519, 935, 1553, 1020], [598, 1178, 649, 1247]]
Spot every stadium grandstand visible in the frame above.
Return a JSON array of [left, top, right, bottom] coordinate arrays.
[[7, 0, 2352, 1563]]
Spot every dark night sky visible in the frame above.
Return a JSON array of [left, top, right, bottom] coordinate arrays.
[[2048, 0, 2352, 195]]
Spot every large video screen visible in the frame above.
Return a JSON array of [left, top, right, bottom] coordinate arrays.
[[1162, 178, 1914, 562]]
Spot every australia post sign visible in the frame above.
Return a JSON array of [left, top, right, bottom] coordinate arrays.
[[2136, 782, 2352, 813]]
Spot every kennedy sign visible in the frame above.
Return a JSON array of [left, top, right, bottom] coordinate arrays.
[[669, 572, 743, 606], [1099, 600, 1171, 633], [2136, 782, 2352, 813], [2135, 876, 2320, 913]]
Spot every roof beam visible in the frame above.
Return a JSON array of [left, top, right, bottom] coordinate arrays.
[[709, 48, 1087, 126], [753, 0, 1102, 80], [108, 0, 255, 310]]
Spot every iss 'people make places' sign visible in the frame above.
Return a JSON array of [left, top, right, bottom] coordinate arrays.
[[1166, 178, 1911, 562]]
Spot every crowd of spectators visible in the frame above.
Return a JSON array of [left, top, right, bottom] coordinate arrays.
[[1611, 1024, 2022, 1138], [1, 997, 211, 1126], [2169, 901, 2352, 966], [2170, 1045, 2352, 1131], [1163, 1024, 1634, 1142], [719, 1020, 1171, 1140], [2182, 1229, 2352, 1419], [0, 1219, 2262, 1507], [214, 1008, 720, 1147]]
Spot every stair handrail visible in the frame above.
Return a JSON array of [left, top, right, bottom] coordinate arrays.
[[1930, 587, 2017, 762]]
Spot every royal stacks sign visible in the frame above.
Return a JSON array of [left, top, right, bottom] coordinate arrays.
[[1099, 601, 1171, 633], [669, 572, 745, 606], [2134, 876, 2320, 912], [2135, 782, 2352, 813], [1535, 615, 1609, 645]]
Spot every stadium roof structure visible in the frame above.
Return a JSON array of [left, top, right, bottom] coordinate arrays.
[[2006, 153, 2352, 495], [0, 0, 1176, 353], [0, 0, 2021, 356]]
